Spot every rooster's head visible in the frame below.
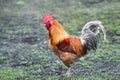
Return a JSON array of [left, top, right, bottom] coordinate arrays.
[[42, 14, 54, 30]]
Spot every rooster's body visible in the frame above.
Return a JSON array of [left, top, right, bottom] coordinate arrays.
[[42, 14, 106, 77]]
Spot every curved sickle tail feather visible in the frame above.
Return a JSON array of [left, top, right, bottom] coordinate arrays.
[[81, 21, 106, 54]]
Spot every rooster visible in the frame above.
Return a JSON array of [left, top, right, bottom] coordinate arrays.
[[42, 14, 106, 77]]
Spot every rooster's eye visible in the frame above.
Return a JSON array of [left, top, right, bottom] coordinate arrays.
[[47, 19, 50, 22]]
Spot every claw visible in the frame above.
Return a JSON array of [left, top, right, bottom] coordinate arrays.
[[65, 68, 71, 77]]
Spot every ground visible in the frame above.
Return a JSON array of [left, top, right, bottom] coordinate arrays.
[[0, 0, 120, 80]]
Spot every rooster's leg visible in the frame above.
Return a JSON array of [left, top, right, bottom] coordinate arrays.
[[66, 68, 71, 77]]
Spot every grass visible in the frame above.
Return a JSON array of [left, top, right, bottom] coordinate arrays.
[[0, 0, 120, 80], [0, 67, 26, 80], [46, 76, 113, 80]]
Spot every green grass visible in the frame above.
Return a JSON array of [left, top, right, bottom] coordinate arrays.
[[46, 76, 113, 80], [0, 67, 26, 80], [0, 67, 40, 80], [0, 0, 120, 80]]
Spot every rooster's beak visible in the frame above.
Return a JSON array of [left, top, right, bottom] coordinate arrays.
[[50, 21, 53, 25]]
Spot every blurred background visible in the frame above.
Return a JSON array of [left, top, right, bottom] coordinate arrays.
[[0, 0, 120, 80]]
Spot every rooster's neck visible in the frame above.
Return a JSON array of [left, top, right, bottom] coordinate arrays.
[[49, 20, 69, 45]]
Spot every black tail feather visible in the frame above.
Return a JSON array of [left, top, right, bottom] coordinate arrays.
[[81, 21, 106, 55]]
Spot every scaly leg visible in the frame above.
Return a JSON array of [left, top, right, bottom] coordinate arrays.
[[65, 68, 71, 77]]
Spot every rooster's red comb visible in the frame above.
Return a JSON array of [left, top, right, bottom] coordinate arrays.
[[42, 14, 54, 24]]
